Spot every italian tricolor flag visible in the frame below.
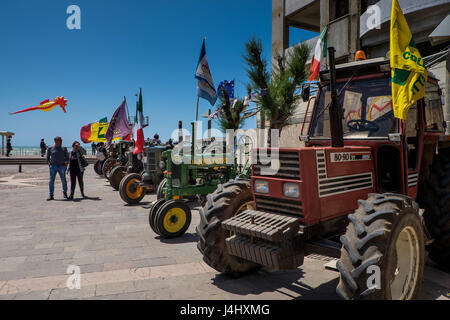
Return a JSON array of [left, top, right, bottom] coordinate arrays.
[[133, 88, 144, 154], [309, 27, 328, 81]]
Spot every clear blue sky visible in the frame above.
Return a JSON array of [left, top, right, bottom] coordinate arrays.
[[0, 0, 317, 147]]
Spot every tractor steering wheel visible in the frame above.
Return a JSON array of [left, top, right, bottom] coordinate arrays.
[[347, 119, 379, 132]]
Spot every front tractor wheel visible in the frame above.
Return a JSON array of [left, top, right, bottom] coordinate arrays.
[[156, 178, 167, 200], [109, 166, 127, 190], [154, 200, 192, 238], [119, 173, 145, 205], [102, 157, 116, 179], [196, 179, 258, 277], [337, 193, 425, 300], [149, 199, 166, 234]]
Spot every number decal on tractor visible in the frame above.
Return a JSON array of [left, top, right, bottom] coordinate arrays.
[[330, 152, 371, 162], [331, 152, 351, 162]]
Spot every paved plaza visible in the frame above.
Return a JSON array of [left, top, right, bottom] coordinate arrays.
[[0, 165, 449, 300]]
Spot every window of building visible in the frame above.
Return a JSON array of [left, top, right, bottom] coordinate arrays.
[[334, 0, 349, 19]]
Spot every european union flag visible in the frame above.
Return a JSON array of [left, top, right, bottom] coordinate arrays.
[[217, 80, 235, 99]]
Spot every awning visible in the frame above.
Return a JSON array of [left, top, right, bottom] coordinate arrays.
[[0, 131, 14, 137], [429, 14, 450, 46]]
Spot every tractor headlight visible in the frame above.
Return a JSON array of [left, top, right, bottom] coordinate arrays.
[[254, 179, 269, 194], [283, 183, 300, 198], [159, 161, 166, 169]]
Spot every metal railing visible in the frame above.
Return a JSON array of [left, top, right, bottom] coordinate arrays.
[[7, 147, 97, 157]]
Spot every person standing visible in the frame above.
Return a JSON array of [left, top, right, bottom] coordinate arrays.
[[68, 141, 87, 199], [151, 134, 162, 146], [40, 139, 47, 157], [46, 136, 69, 201], [6, 137, 12, 157], [91, 142, 97, 155]]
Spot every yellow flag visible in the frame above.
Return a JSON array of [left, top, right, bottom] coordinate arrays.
[[88, 122, 119, 142], [390, 0, 427, 120]]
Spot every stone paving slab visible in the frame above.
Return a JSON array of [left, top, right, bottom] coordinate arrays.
[[0, 165, 449, 300]]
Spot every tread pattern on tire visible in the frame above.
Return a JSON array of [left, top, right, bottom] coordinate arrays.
[[102, 158, 115, 179], [149, 199, 166, 234], [419, 151, 450, 270], [336, 193, 423, 300], [196, 179, 259, 277], [109, 166, 126, 190], [157, 178, 167, 200]]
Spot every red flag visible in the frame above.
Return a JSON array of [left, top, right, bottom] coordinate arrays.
[[309, 27, 328, 82], [80, 123, 92, 143], [133, 89, 145, 154]]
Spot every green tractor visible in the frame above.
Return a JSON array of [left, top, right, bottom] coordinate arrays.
[[148, 123, 252, 239], [119, 144, 169, 204]]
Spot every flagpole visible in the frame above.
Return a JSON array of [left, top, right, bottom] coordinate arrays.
[[195, 96, 200, 122], [124, 96, 130, 124]]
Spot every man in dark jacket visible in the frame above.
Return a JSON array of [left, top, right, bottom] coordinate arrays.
[[46, 136, 69, 201]]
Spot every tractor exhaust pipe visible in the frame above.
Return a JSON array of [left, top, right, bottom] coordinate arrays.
[[328, 47, 344, 148]]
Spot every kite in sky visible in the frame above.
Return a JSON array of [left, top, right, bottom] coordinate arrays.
[[9, 97, 68, 115]]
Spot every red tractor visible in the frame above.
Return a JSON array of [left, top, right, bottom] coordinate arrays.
[[197, 48, 450, 300]]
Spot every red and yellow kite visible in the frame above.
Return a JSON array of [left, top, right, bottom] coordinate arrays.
[[9, 97, 68, 115]]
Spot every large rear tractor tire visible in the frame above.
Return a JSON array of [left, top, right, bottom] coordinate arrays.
[[156, 178, 167, 200], [419, 151, 450, 271], [109, 166, 127, 190], [119, 173, 145, 205], [336, 193, 425, 300], [196, 179, 259, 277], [102, 157, 116, 179]]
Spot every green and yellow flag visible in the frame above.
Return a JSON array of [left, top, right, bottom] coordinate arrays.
[[88, 122, 120, 143], [390, 0, 427, 120]]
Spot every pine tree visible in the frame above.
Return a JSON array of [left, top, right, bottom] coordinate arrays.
[[243, 37, 310, 134], [215, 86, 251, 132]]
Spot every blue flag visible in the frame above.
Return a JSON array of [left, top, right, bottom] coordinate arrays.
[[217, 80, 235, 99], [195, 39, 217, 106]]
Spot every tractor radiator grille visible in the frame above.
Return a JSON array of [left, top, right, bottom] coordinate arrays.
[[147, 152, 157, 171], [255, 195, 303, 217], [253, 151, 300, 180]]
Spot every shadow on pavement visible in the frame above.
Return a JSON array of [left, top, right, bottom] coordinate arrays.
[[211, 269, 340, 299], [127, 201, 153, 208], [157, 232, 199, 244], [72, 196, 102, 202]]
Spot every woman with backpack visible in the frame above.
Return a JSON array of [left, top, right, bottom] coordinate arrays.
[[68, 141, 88, 199]]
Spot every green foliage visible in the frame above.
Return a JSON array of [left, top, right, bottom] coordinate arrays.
[[243, 37, 310, 130], [215, 86, 251, 133]]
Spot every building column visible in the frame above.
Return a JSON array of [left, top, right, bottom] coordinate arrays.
[[319, 0, 330, 68], [264, 0, 289, 130], [349, 0, 361, 61], [319, 0, 329, 30], [272, 0, 289, 61]]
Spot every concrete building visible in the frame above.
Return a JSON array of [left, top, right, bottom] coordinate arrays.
[[271, 0, 450, 146]]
